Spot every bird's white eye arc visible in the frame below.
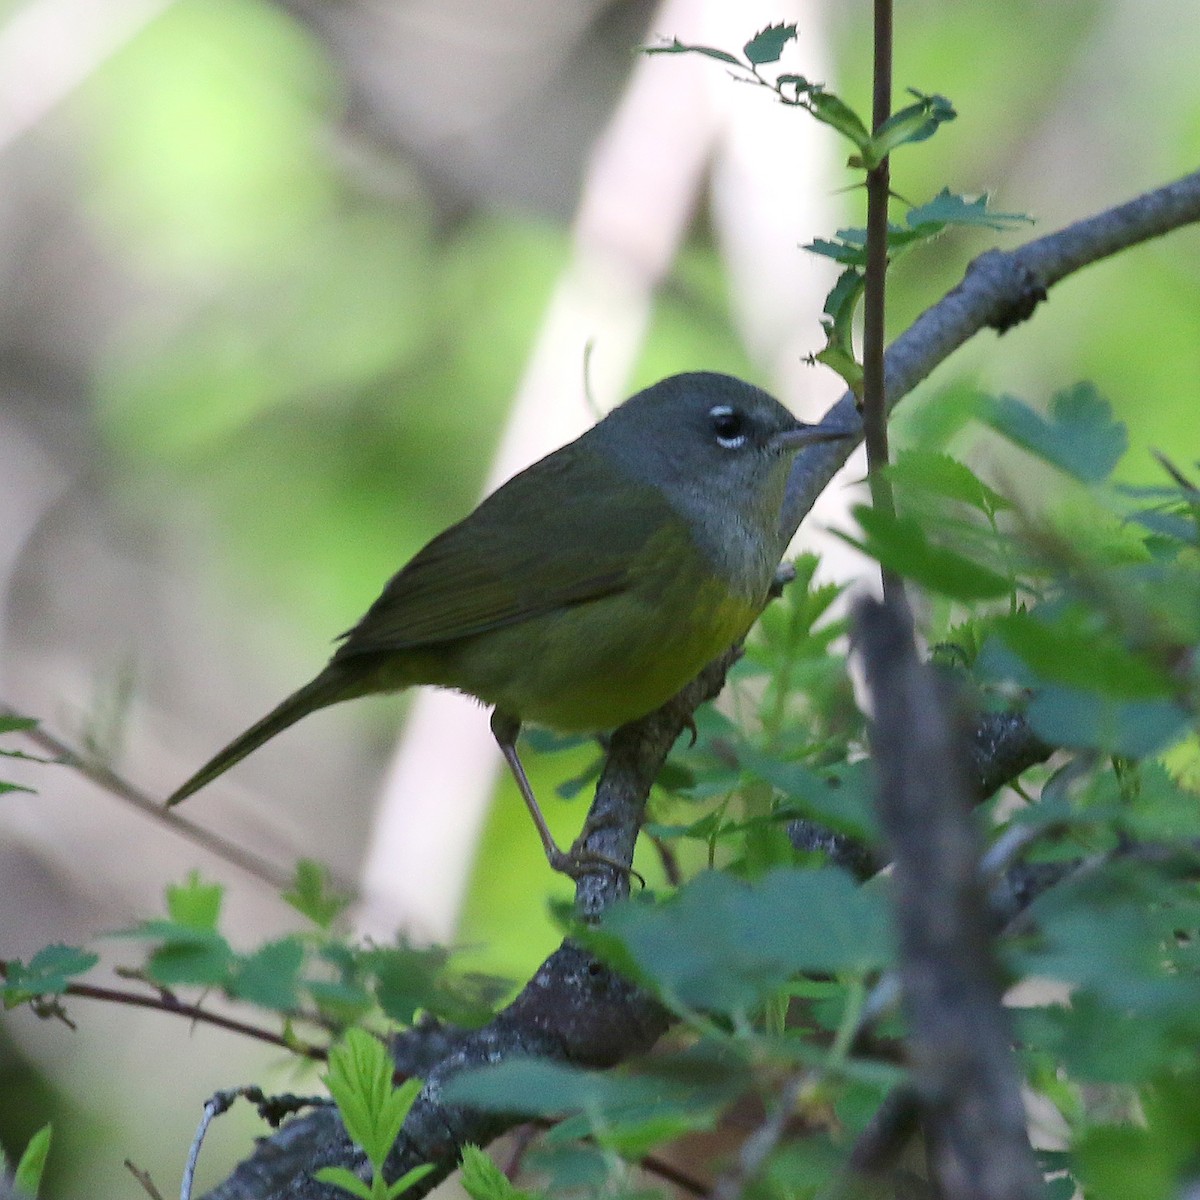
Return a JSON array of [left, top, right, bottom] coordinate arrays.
[[709, 404, 748, 449]]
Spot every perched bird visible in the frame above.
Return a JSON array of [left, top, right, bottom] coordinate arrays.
[[166, 372, 847, 873]]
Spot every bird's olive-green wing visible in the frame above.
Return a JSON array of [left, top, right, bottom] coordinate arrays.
[[334, 445, 675, 656]]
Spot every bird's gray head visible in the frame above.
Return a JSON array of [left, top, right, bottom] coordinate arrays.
[[589, 371, 837, 501]]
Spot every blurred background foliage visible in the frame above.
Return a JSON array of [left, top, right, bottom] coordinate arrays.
[[1, 0, 1199, 1194]]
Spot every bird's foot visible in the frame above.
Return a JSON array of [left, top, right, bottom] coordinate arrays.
[[546, 838, 645, 887]]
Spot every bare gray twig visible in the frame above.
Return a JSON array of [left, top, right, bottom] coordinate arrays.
[[855, 595, 1043, 1200]]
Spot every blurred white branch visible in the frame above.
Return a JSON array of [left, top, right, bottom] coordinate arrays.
[[0, 0, 171, 153]]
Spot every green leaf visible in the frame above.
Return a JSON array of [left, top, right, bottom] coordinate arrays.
[[742, 752, 878, 842], [842, 506, 1012, 601], [990, 608, 1173, 699], [146, 931, 234, 988], [445, 1049, 746, 1153], [1028, 687, 1189, 758], [314, 1165, 374, 1200], [458, 1145, 535, 1200], [977, 384, 1128, 483], [0, 715, 37, 735], [581, 868, 890, 1017], [2, 944, 98, 1000], [806, 90, 872, 151], [13, 1123, 51, 1195], [323, 1028, 422, 1168], [906, 188, 1030, 233], [283, 859, 349, 929], [743, 23, 797, 65], [230, 936, 304, 1009], [386, 1163, 436, 1199], [886, 450, 1009, 515], [369, 945, 445, 1026], [866, 93, 956, 164], [165, 871, 224, 931], [643, 38, 742, 66], [1075, 1124, 1174, 1200]]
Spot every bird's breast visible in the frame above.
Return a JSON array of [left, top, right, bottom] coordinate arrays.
[[429, 528, 766, 733]]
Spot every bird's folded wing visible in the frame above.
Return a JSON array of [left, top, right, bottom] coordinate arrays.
[[334, 449, 674, 654]]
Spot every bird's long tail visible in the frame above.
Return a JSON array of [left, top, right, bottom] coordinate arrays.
[[164, 667, 356, 807]]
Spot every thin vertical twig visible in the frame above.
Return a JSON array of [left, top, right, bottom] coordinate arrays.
[[861, 0, 901, 600]]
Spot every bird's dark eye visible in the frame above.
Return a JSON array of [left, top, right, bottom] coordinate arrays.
[[709, 405, 748, 449]]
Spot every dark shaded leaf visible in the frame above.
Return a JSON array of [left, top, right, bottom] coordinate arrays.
[[743, 22, 797, 65], [581, 868, 889, 1017], [978, 385, 1127, 483]]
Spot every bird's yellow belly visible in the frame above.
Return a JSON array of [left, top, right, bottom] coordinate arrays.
[[426, 568, 763, 734]]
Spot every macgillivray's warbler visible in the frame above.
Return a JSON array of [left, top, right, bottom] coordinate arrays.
[[165, 372, 849, 874]]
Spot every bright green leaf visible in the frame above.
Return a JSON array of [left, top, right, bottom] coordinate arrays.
[[283, 859, 349, 929], [386, 1163, 436, 1199], [458, 1145, 535, 1200], [323, 1028, 422, 1168], [13, 1123, 51, 1195], [165, 870, 224, 931], [1075, 1124, 1174, 1200], [314, 1165, 374, 1200]]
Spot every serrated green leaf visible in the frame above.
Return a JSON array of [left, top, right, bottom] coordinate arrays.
[[843, 506, 1012, 601], [643, 38, 741, 66], [230, 937, 304, 1009], [13, 1123, 51, 1195], [743, 22, 797, 65], [581, 868, 889, 1017], [314, 1165, 374, 1200], [804, 237, 863, 265], [165, 871, 224, 931], [886, 450, 1009, 515], [146, 934, 234, 988], [906, 187, 1030, 232], [324, 1029, 421, 1168], [2, 944, 98, 997], [978, 385, 1127, 483], [283, 859, 349, 929], [459, 1145, 537, 1200]]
